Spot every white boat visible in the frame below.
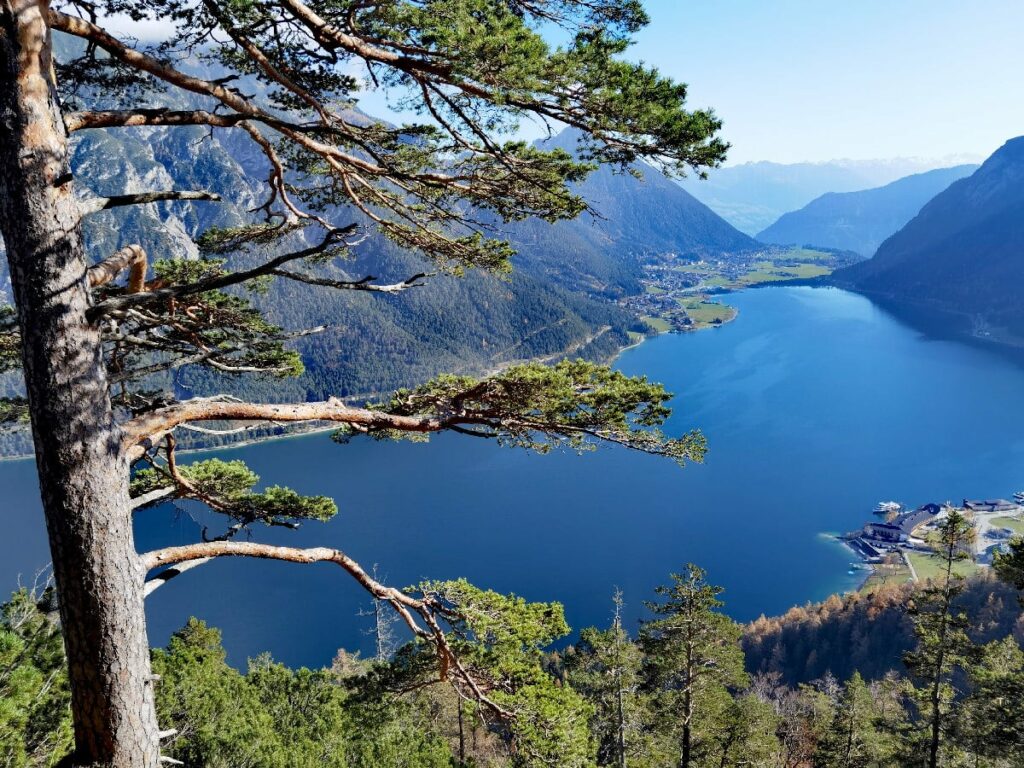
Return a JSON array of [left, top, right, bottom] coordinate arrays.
[[873, 501, 902, 515], [1014, 491, 1024, 503]]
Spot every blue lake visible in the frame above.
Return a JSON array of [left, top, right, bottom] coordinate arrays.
[[3, 286, 1024, 667]]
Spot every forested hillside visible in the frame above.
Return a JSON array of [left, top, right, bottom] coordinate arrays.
[[756, 165, 977, 257], [7, 556, 1024, 767], [744, 572, 1024, 685], [0, 38, 760, 427]]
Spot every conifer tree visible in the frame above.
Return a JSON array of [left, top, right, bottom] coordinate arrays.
[[703, 692, 779, 768], [639, 565, 747, 768], [993, 535, 1024, 593], [565, 590, 649, 767], [903, 509, 977, 768], [0, 0, 726, 763], [958, 636, 1024, 766], [815, 671, 898, 768]]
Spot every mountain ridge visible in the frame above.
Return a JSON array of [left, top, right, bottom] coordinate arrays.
[[756, 164, 979, 256], [679, 157, 978, 235], [832, 136, 1024, 345]]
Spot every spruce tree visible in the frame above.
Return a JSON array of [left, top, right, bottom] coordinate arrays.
[[0, 0, 726, 763], [958, 636, 1024, 766], [639, 565, 747, 768], [903, 509, 978, 768], [816, 671, 897, 768]]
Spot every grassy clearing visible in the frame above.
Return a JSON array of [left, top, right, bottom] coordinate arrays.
[[906, 552, 980, 582], [786, 247, 833, 262], [626, 331, 644, 344], [991, 516, 1024, 534], [644, 284, 666, 295], [703, 276, 732, 288], [737, 270, 787, 285], [671, 263, 719, 274], [679, 299, 736, 325], [781, 263, 831, 278], [641, 315, 672, 333], [860, 561, 913, 593]]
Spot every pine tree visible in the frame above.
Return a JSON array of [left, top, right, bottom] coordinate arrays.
[[565, 590, 650, 767], [705, 693, 779, 768], [639, 565, 747, 768], [958, 636, 1024, 766], [903, 509, 978, 768], [0, 0, 727, 763]]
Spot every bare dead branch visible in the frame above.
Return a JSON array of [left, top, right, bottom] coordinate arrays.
[[79, 191, 222, 216], [130, 487, 176, 511], [144, 558, 211, 598], [270, 269, 432, 293]]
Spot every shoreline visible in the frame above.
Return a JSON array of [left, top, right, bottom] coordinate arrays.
[[0, 294, 744, 464]]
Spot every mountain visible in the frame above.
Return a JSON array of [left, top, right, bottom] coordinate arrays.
[[1, 73, 757, 425], [678, 157, 980, 235], [833, 137, 1024, 345], [756, 165, 979, 256], [505, 129, 759, 297]]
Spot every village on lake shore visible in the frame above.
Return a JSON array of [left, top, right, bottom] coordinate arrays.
[[841, 493, 1024, 592]]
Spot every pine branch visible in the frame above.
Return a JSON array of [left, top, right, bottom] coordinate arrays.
[[65, 109, 252, 132], [122, 396, 442, 462], [89, 225, 358, 318], [63, 108, 347, 134], [139, 539, 514, 717]]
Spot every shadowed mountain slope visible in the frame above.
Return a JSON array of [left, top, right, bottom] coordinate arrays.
[[756, 164, 978, 256]]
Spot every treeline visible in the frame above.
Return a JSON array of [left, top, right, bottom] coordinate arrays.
[[7, 512, 1024, 767], [744, 574, 1024, 685]]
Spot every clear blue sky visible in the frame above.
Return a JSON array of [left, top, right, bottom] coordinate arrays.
[[115, 0, 1024, 166], [632, 0, 1024, 164]]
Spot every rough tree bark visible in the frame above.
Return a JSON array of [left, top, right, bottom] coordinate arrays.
[[0, 1, 161, 765]]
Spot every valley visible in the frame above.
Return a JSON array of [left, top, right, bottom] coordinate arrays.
[[624, 245, 853, 332]]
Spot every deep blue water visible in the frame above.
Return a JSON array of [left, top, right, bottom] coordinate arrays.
[[3, 286, 1024, 668]]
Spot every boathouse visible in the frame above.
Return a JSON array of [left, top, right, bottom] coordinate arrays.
[[895, 503, 943, 537]]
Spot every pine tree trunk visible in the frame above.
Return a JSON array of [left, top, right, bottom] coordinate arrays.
[[0, 3, 161, 766]]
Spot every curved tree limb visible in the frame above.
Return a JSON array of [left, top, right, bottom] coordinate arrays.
[[88, 245, 148, 292], [139, 539, 513, 717], [123, 397, 442, 463]]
